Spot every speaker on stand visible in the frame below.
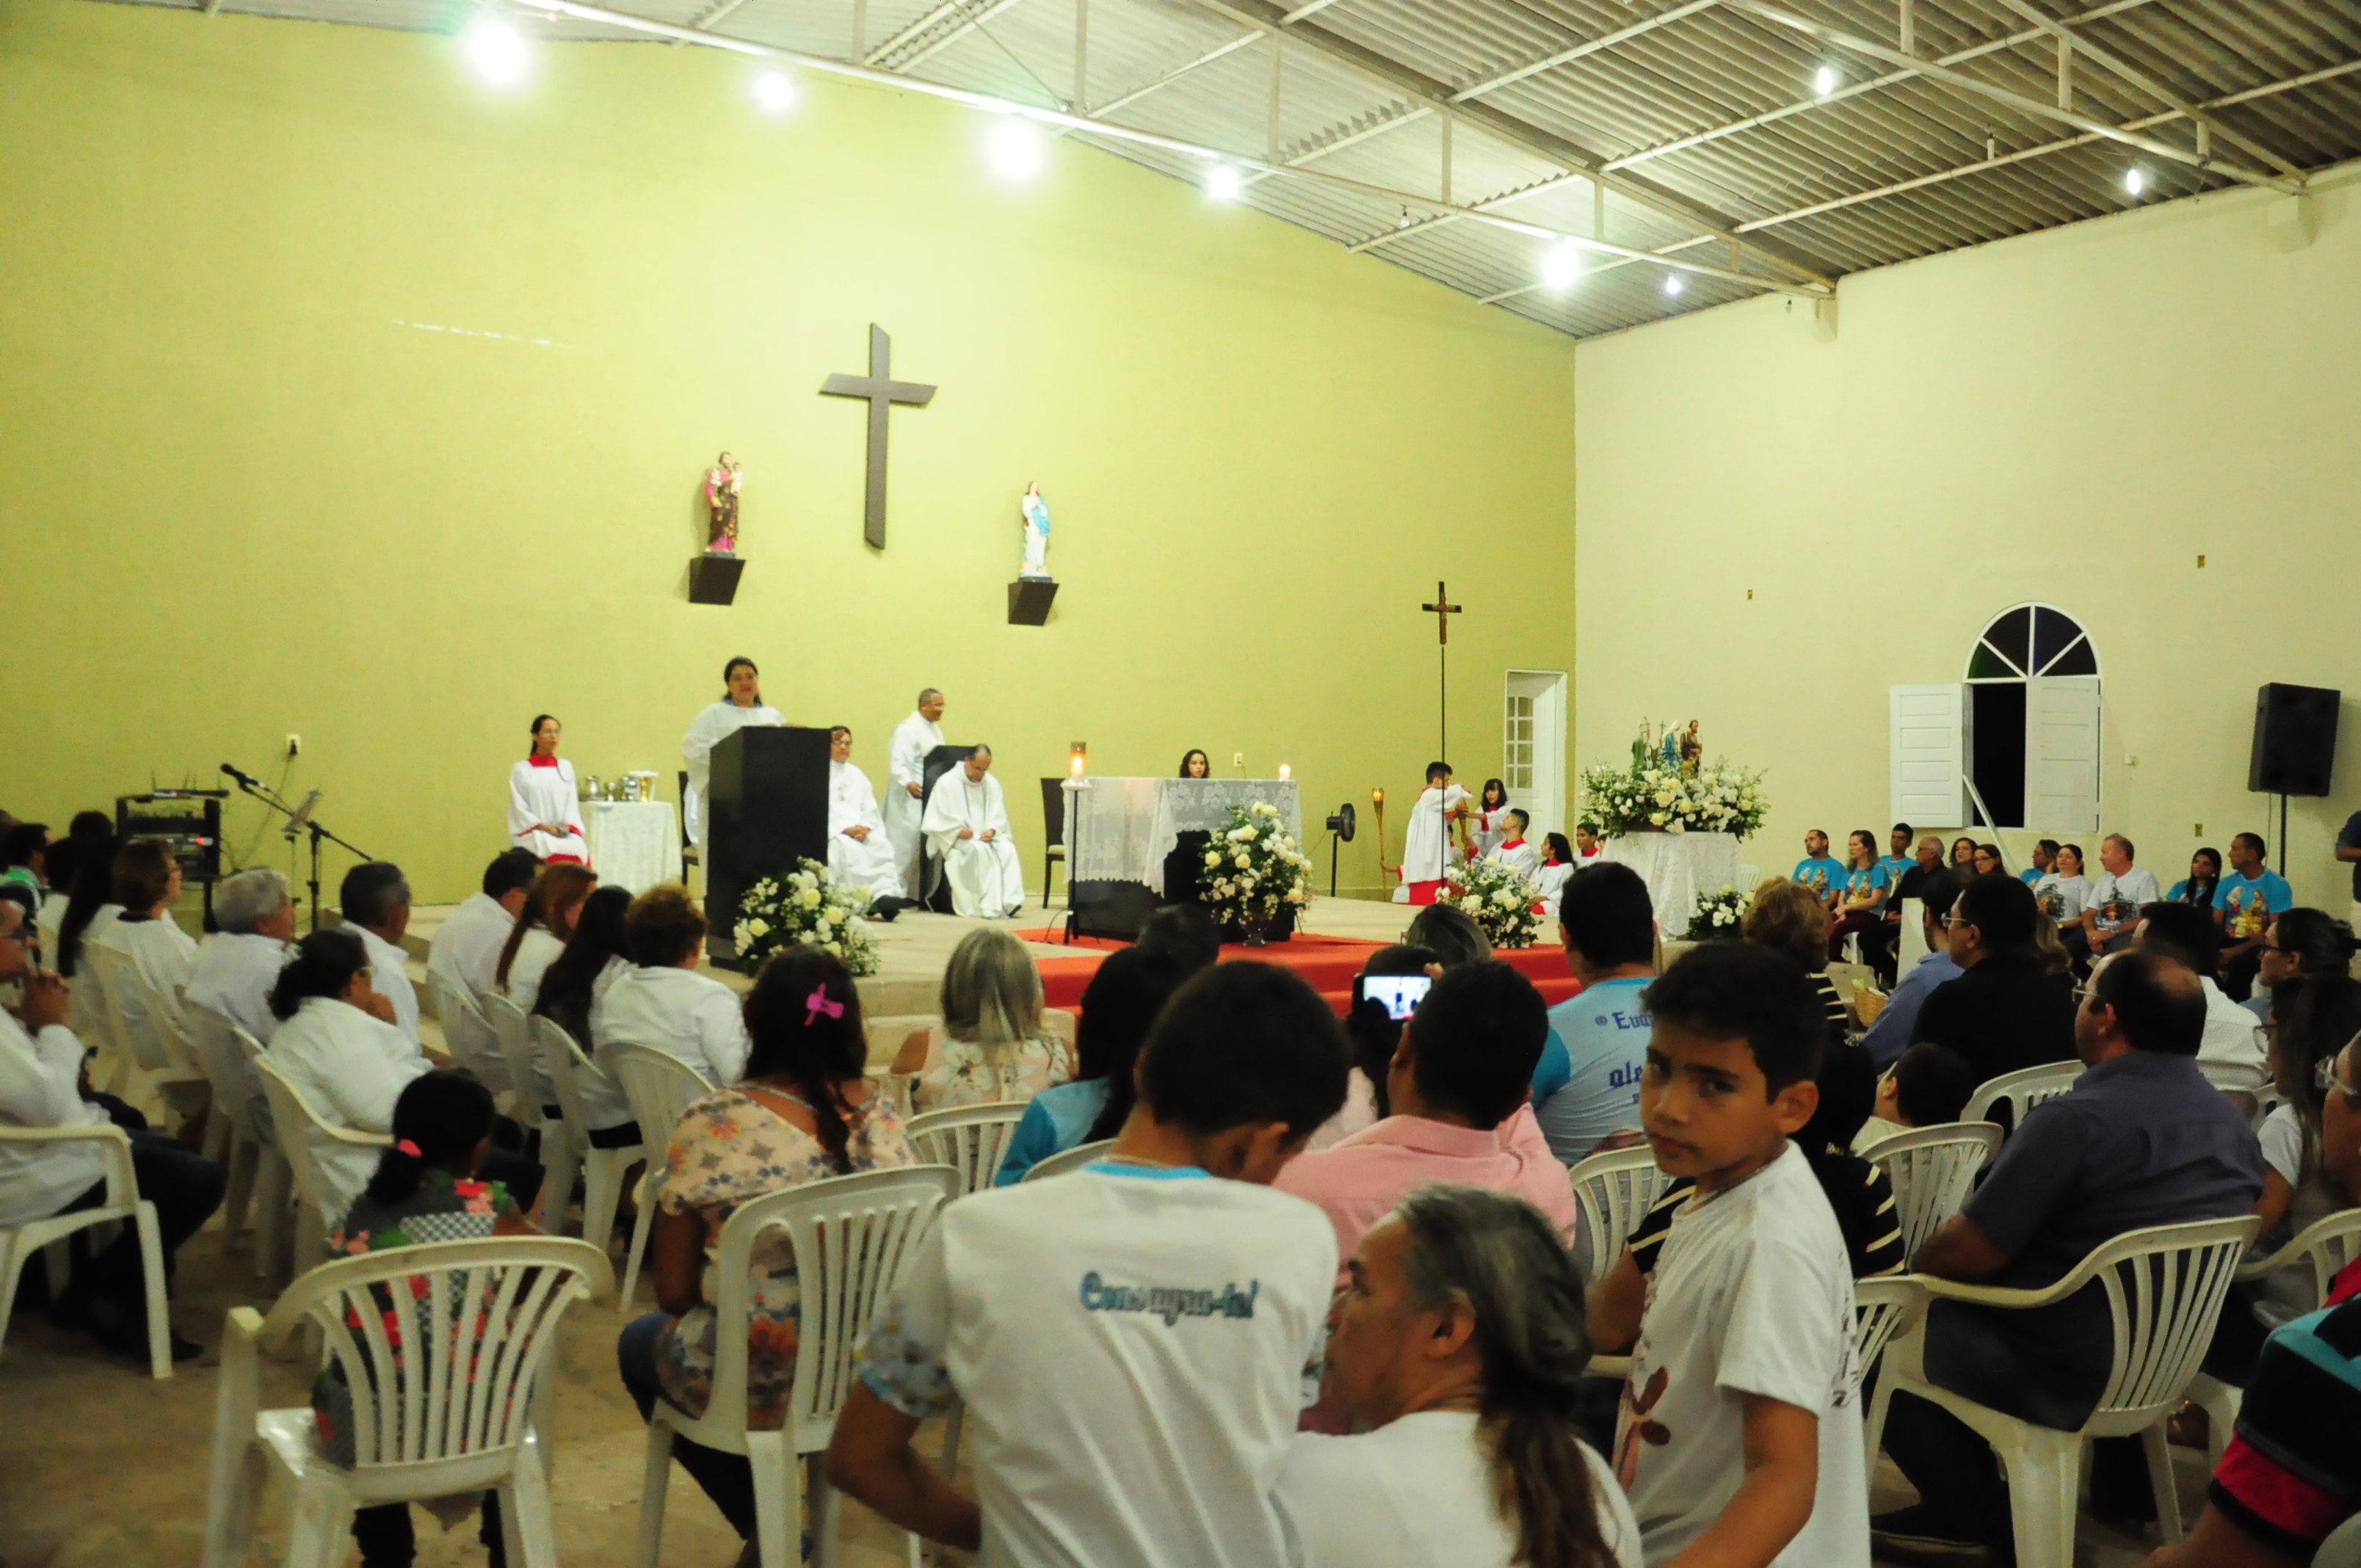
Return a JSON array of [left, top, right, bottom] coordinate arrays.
[[2249, 683, 2341, 869]]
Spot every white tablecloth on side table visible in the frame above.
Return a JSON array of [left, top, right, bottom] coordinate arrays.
[[1065, 778, 1302, 886], [584, 800, 681, 893], [1600, 831, 1741, 938]]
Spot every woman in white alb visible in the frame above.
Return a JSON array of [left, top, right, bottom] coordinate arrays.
[[261, 928, 432, 1227], [509, 714, 590, 865], [87, 840, 200, 1081], [681, 656, 784, 846]]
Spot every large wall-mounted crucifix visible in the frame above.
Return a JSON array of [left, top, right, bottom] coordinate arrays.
[[819, 324, 937, 550]]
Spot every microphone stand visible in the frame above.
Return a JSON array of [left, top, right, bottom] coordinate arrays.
[[223, 768, 376, 932]]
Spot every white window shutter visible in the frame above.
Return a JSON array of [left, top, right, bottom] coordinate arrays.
[[2026, 677, 2102, 832], [1891, 684, 1967, 827]]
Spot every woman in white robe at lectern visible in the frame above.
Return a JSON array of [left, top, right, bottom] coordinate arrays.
[[681, 656, 784, 846], [509, 714, 590, 865]]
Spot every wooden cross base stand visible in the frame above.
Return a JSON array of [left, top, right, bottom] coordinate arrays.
[[1007, 578, 1059, 626]]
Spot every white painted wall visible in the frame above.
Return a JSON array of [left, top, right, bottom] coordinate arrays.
[[1575, 170, 2361, 908]]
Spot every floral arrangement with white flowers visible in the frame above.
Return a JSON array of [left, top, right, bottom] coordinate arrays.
[[1577, 757, 1769, 840], [1683, 885, 1747, 941], [733, 859, 881, 977], [1436, 856, 1545, 950], [1197, 802, 1314, 934]]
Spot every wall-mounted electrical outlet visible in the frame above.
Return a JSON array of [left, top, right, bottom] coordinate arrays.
[[286, 734, 302, 757], [1233, 752, 1246, 770]]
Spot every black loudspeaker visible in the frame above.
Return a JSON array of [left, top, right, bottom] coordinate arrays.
[[2248, 683, 2341, 796], [1069, 879, 1162, 942]]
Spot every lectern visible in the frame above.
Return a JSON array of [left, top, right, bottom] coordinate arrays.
[[705, 726, 831, 964]]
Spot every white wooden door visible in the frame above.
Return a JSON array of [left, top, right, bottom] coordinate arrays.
[[1504, 671, 1567, 844], [2025, 677, 2102, 832], [1890, 684, 1968, 827]]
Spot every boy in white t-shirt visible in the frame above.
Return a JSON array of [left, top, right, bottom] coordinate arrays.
[[1595, 942, 1868, 1568], [827, 961, 1353, 1568]]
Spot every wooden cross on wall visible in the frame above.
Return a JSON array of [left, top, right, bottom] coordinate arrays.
[[1421, 581, 1462, 755], [819, 324, 937, 549]]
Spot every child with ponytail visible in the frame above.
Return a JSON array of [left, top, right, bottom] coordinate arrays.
[[313, 1071, 535, 1567]]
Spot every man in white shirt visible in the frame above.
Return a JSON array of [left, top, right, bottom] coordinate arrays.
[[1482, 809, 1542, 880], [825, 725, 905, 912], [2071, 832, 2161, 968], [1396, 761, 1471, 905], [0, 901, 220, 1362], [426, 848, 539, 1078], [2128, 903, 2268, 1071], [921, 745, 1024, 920], [886, 689, 947, 899], [589, 886, 748, 1086], [184, 868, 295, 1138], [827, 962, 1353, 1568], [336, 862, 420, 1046]]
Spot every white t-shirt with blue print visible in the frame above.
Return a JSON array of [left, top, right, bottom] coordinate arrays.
[[855, 1163, 1336, 1568], [1535, 977, 1654, 1164]]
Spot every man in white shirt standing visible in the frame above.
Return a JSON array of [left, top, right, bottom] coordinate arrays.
[[2072, 832, 2160, 969], [1396, 761, 1472, 905], [338, 862, 421, 1046], [426, 848, 539, 1081], [828, 962, 1352, 1568], [826, 725, 905, 913], [886, 688, 947, 901], [921, 745, 1024, 920]]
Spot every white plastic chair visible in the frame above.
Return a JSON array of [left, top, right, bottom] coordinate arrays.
[[2187, 1208, 2361, 1464], [637, 1166, 960, 1568], [253, 1055, 394, 1277], [1896, 896, 1929, 968], [2197, 1059, 2270, 1127], [84, 943, 211, 1126], [535, 1015, 642, 1255], [202, 1235, 614, 1568], [228, 1028, 294, 1280], [1868, 1122, 2004, 1258], [0, 1124, 175, 1378], [1853, 1274, 1930, 1466], [1962, 1061, 2082, 1128], [601, 1041, 716, 1310], [428, 976, 508, 1096], [1736, 864, 1761, 894], [483, 993, 548, 1143], [185, 1004, 277, 1252], [1875, 1215, 2260, 1566], [1020, 1139, 1116, 1183], [1566, 1145, 1675, 1289], [905, 1104, 1028, 1199]]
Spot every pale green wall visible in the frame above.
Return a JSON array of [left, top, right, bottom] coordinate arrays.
[[0, 0, 1578, 904], [1576, 170, 2361, 908]]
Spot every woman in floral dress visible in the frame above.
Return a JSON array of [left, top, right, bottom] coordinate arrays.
[[617, 947, 914, 1558], [888, 926, 1073, 1111]]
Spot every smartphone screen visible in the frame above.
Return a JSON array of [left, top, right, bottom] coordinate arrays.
[[1357, 973, 1433, 1022]]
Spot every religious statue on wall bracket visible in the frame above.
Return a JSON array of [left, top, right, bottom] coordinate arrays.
[[689, 451, 747, 606], [1007, 479, 1059, 627]]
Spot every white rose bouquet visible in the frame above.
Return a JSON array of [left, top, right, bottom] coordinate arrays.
[[1683, 885, 1748, 942], [1578, 753, 1768, 840], [1197, 801, 1315, 938], [1436, 857, 1544, 949], [733, 859, 881, 976]]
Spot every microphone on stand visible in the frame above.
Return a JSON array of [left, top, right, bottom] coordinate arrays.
[[220, 763, 261, 788]]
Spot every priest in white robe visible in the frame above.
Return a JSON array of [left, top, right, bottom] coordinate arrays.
[[885, 688, 946, 894], [681, 656, 784, 846], [921, 744, 1024, 919], [826, 725, 904, 910], [1393, 762, 1471, 906]]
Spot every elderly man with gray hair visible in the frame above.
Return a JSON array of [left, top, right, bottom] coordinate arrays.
[[184, 867, 295, 1144]]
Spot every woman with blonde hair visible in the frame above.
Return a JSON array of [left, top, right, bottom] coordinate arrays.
[[891, 926, 1073, 1111]]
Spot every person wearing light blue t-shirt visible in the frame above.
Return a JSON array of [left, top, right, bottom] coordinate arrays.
[[2214, 832, 2293, 1002], [1877, 823, 1915, 885], [1533, 862, 1656, 1167], [2017, 840, 2058, 888], [1790, 829, 1846, 908]]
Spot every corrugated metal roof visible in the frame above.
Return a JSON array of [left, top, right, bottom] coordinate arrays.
[[102, 0, 2361, 334]]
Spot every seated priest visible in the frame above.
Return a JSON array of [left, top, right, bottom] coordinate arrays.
[[827, 725, 904, 913], [921, 744, 1025, 920]]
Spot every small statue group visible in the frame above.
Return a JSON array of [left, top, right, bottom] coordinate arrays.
[[1633, 719, 1705, 777], [704, 452, 744, 554]]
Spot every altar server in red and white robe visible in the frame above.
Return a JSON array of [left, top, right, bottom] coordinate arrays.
[[509, 714, 589, 865]]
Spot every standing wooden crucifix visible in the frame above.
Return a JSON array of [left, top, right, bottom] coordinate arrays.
[[1422, 581, 1462, 755], [819, 324, 937, 549]]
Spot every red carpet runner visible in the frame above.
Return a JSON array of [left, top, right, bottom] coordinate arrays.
[[1014, 928, 1581, 1015]]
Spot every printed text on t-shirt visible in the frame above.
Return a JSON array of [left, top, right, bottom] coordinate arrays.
[[1078, 1272, 1260, 1326]]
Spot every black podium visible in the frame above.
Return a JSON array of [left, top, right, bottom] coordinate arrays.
[[918, 743, 979, 914], [706, 726, 832, 964]]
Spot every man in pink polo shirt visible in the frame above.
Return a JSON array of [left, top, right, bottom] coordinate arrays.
[[1276, 961, 1578, 1280]]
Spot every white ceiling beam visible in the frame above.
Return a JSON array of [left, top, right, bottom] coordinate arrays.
[[1447, 0, 1722, 104], [870, 0, 1026, 73], [1184, 0, 1835, 285], [1089, 32, 1264, 117], [1982, 0, 2305, 181], [1720, 0, 2300, 192], [1732, 54, 2359, 234], [512, 0, 1833, 299], [1349, 167, 1590, 251], [1246, 103, 1434, 186]]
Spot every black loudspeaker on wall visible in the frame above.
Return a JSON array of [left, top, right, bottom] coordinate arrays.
[[2248, 683, 2342, 796], [1068, 879, 1162, 942]]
